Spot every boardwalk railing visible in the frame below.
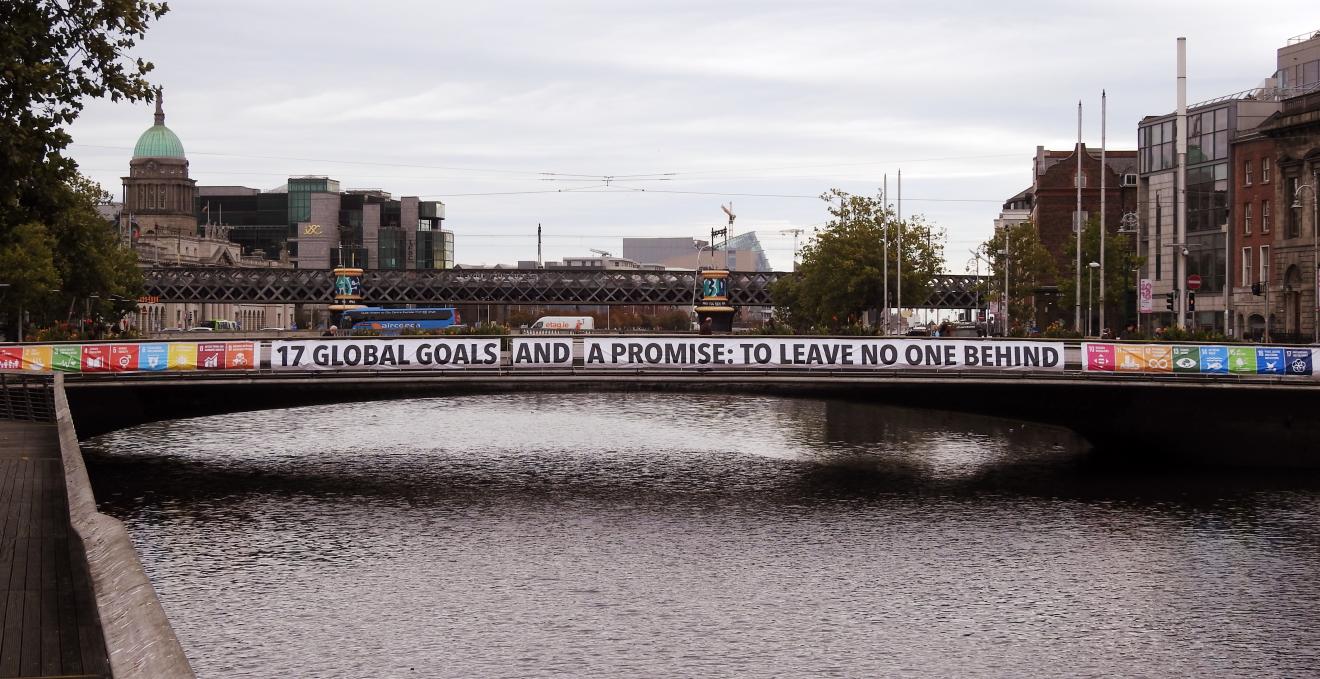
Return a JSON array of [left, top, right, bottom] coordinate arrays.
[[0, 371, 55, 422]]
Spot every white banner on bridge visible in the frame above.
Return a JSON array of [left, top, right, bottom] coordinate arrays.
[[271, 338, 501, 371], [579, 337, 1064, 371], [511, 338, 574, 367]]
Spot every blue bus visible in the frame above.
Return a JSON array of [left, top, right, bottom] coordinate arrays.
[[339, 307, 460, 333]]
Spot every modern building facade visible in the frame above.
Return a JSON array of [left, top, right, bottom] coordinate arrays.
[[196, 182, 453, 271]]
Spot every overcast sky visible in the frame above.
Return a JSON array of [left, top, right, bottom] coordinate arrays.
[[65, 1, 1316, 271]]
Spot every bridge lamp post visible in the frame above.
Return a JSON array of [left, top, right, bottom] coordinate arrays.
[[1293, 178, 1318, 343], [1087, 261, 1100, 337]]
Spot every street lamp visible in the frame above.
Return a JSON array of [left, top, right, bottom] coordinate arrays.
[[998, 231, 1011, 336], [1087, 261, 1101, 337], [1294, 178, 1318, 343]]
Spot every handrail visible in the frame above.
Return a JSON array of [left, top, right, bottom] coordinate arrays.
[[0, 371, 55, 422]]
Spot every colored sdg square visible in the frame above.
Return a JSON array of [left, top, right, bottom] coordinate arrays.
[[1285, 349, 1313, 376], [80, 345, 109, 372], [1085, 344, 1115, 371], [22, 345, 52, 371], [108, 344, 140, 372], [0, 347, 21, 370], [1197, 346, 1228, 374], [196, 342, 226, 370], [1171, 346, 1200, 373], [137, 344, 169, 371], [1255, 347, 1285, 375], [224, 342, 255, 370], [1115, 346, 1147, 372], [51, 346, 82, 372], [167, 343, 197, 370], [1227, 346, 1257, 374], [1144, 345, 1173, 373]]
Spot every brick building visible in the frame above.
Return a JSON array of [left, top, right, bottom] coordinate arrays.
[[999, 144, 1137, 327], [1228, 131, 1278, 339]]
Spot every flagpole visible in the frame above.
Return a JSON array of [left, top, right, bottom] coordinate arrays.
[[1100, 90, 1107, 337], [1075, 100, 1083, 332], [883, 173, 889, 335]]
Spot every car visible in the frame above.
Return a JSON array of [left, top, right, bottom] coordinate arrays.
[[260, 327, 286, 331], [186, 326, 213, 332]]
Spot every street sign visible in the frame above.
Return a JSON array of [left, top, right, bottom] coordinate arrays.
[[1187, 274, 1202, 290]]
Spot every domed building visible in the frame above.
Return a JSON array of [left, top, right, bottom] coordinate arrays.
[[117, 90, 298, 333], [121, 89, 197, 237]]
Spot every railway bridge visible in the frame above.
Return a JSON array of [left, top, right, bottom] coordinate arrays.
[[143, 267, 988, 308]]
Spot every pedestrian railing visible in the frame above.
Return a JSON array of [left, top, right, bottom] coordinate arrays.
[[0, 371, 56, 422]]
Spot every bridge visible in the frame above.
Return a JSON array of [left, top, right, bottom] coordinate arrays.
[[17, 335, 1318, 466], [143, 267, 988, 308]]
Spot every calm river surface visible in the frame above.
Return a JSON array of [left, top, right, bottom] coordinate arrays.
[[83, 393, 1320, 678]]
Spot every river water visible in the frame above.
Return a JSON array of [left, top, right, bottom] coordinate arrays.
[[82, 393, 1320, 678]]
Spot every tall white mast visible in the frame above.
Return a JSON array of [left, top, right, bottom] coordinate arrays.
[[1100, 90, 1107, 336], [1176, 37, 1188, 328], [1075, 100, 1083, 331]]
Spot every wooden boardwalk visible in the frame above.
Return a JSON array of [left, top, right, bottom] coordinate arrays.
[[0, 421, 109, 679]]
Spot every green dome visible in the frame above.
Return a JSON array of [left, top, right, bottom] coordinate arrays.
[[132, 124, 185, 159]]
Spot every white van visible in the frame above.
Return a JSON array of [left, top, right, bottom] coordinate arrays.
[[530, 316, 595, 331]]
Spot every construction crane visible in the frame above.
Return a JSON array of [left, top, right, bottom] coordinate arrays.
[[780, 228, 804, 269], [589, 248, 613, 258]]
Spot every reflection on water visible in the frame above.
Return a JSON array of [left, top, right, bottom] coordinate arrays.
[[83, 393, 1320, 678]]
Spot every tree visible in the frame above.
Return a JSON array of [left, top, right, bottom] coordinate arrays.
[[974, 222, 1056, 333], [1, 0, 168, 233], [0, 1, 165, 336], [0, 222, 61, 336], [771, 188, 945, 332], [1058, 218, 1143, 334]]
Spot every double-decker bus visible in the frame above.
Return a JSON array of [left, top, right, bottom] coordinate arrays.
[[339, 307, 460, 333]]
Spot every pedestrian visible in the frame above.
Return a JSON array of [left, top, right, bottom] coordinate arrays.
[[322, 325, 337, 337], [699, 317, 713, 335]]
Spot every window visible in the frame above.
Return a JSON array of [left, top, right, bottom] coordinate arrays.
[[1262, 201, 1271, 233], [1242, 247, 1252, 285], [1139, 120, 1177, 173], [1244, 160, 1253, 185], [1244, 203, 1253, 234], [1073, 173, 1088, 188], [1260, 246, 1270, 284], [1072, 210, 1089, 233], [1262, 158, 1271, 183]]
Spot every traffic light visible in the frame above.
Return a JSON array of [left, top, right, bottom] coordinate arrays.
[[1166, 291, 1176, 311], [1187, 291, 1196, 312], [1252, 282, 1263, 296]]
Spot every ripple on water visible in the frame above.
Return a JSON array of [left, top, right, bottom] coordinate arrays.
[[83, 393, 1320, 678]]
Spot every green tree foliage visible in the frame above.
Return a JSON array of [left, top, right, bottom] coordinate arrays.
[[0, 0, 166, 335], [0, 222, 61, 323], [1, 0, 168, 229], [974, 222, 1056, 332], [772, 188, 945, 332], [1058, 218, 1143, 332]]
